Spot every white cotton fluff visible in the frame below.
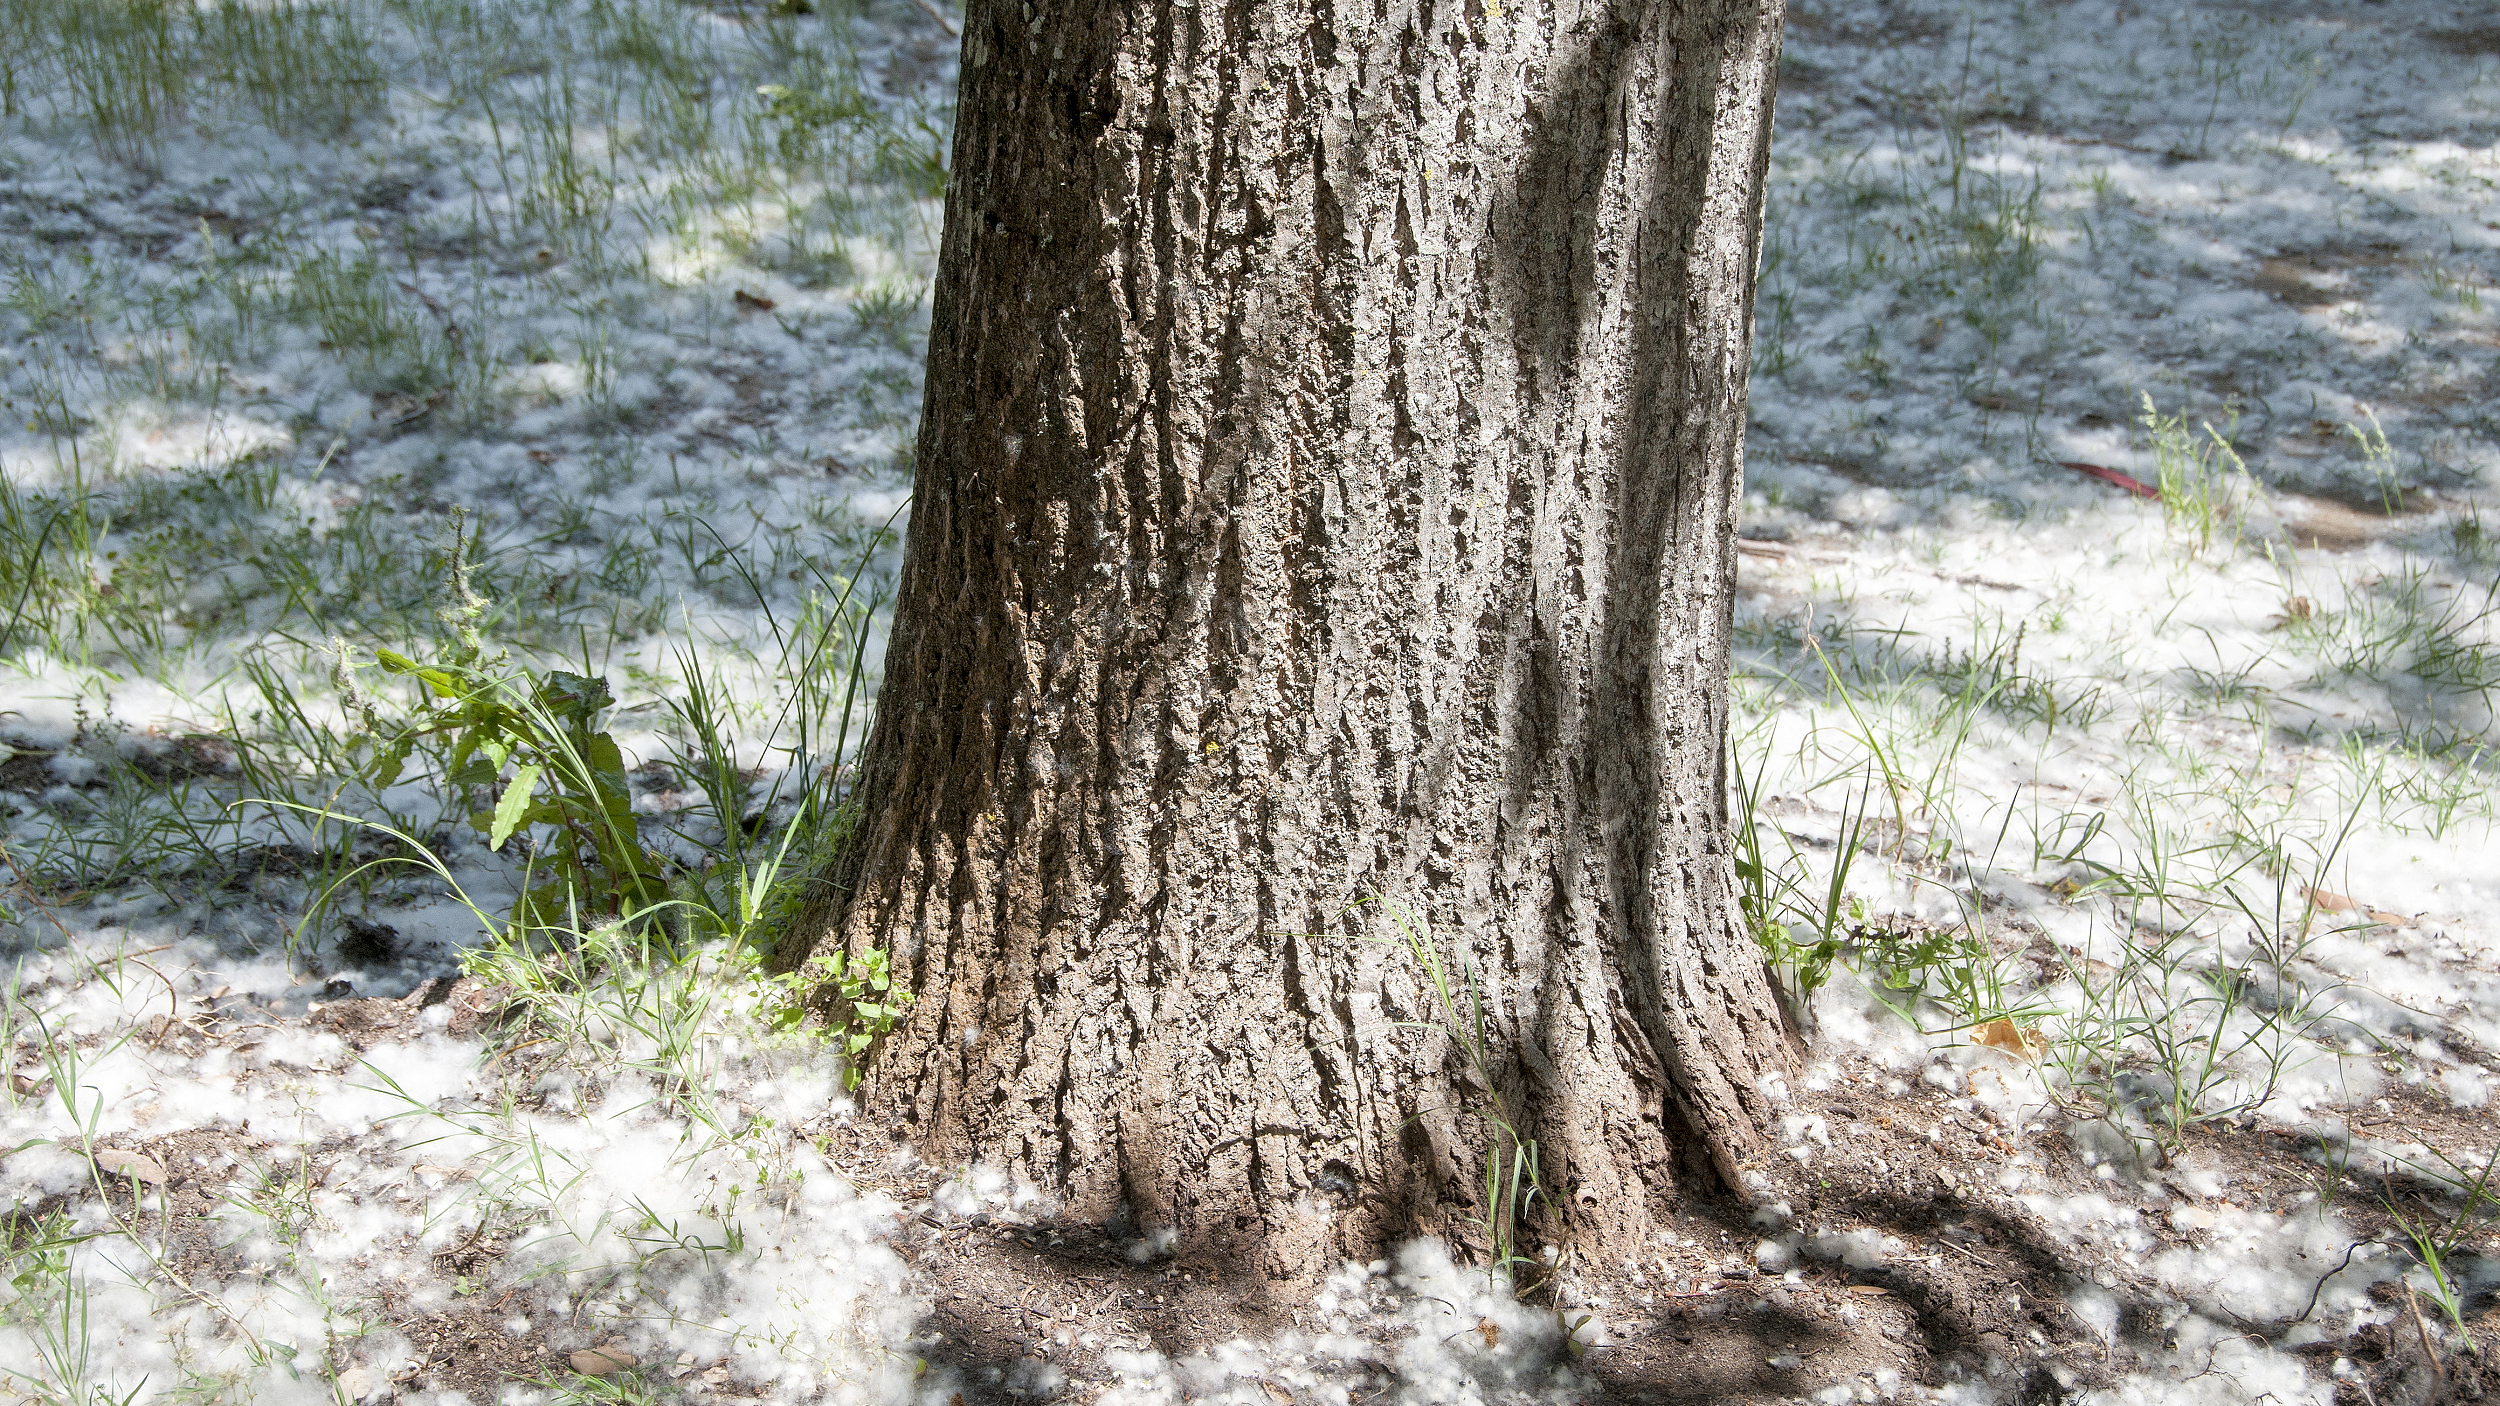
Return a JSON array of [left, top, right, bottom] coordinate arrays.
[[2440, 1066, 2491, 1109], [2152, 1207, 2387, 1326], [1806, 1227, 1904, 1270]]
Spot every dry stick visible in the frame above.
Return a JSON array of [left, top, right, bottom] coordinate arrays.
[[2401, 1281, 2447, 1389], [907, 0, 959, 36], [479, 1034, 555, 1075], [116, 954, 186, 1034], [1934, 1235, 1995, 1268], [436, 1218, 494, 1266]]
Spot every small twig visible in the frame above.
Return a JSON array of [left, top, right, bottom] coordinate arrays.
[[2401, 1281, 2447, 1388], [1935, 1235, 1994, 1267], [121, 955, 183, 1027], [480, 1034, 555, 1075], [433, 1215, 496, 1269], [907, 0, 959, 36]]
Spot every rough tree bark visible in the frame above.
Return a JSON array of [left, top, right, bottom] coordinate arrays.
[[791, 0, 1792, 1283]]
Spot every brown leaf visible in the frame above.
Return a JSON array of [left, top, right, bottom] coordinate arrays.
[[2057, 460, 2159, 499], [1260, 1383, 1293, 1404], [1477, 1317, 1501, 1348], [1970, 1018, 2044, 1061], [2366, 910, 2411, 928], [569, 1346, 636, 1376], [94, 1149, 167, 1186], [2304, 887, 2357, 913], [732, 289, 777, 312]]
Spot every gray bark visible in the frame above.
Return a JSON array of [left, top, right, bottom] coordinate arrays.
[[794, 0, 1791, 1281]]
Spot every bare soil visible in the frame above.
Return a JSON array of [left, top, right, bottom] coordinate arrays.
[[22, 977, 2488, 1406]]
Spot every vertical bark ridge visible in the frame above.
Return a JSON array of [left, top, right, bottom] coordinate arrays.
[[796, 0, 1791, 1282]]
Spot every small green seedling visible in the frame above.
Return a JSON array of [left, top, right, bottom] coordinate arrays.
[[826, 947, 912, 1090]]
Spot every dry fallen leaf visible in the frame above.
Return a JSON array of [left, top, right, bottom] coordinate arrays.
[[2304, 887, 2357, 913], [1970, 1018, 2044, 1061], [2366, 910, 2410, 928], [732, 289, 776, 311], [2057, 460, 2159, 499], [94, 1149, 167, 1186], [1477, 1317, 1501, 1348], [569, 1346, 636, 1376], [1847, 1284, 1890, 1297]]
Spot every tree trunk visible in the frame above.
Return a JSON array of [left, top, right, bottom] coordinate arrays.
[[792, 0, 1791, 1283]]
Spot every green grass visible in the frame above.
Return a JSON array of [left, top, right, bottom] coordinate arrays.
[[2136, 394, 2254, 554], [1727, 476, 2495, 1150], [0, 0, 384, 160]]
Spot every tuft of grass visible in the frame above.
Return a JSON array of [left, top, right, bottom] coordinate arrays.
[[2283, 565, 2500, 719], [2137, 393, 2255, 554], [2375, 1138, 2500, 1345], [1363, 898, 1548, 1290], [1730, 744, 1861, 1017], [193, 0, 386, 136], [0, 1207, 135, 1406]]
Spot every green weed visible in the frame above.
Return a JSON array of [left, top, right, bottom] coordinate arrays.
[[825, 946, 910, 1090], [1855, 918, 2053, 1038], [1365, 899, 1548, 1289], [1730, 746, 1862, 1014], [2138, 393, 2254, 553], [2376, 1138, 2500, 1345]]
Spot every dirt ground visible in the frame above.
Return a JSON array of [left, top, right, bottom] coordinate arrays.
[[819, 1041, 2500, 1406], [22, 982, 2492, 1406]]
